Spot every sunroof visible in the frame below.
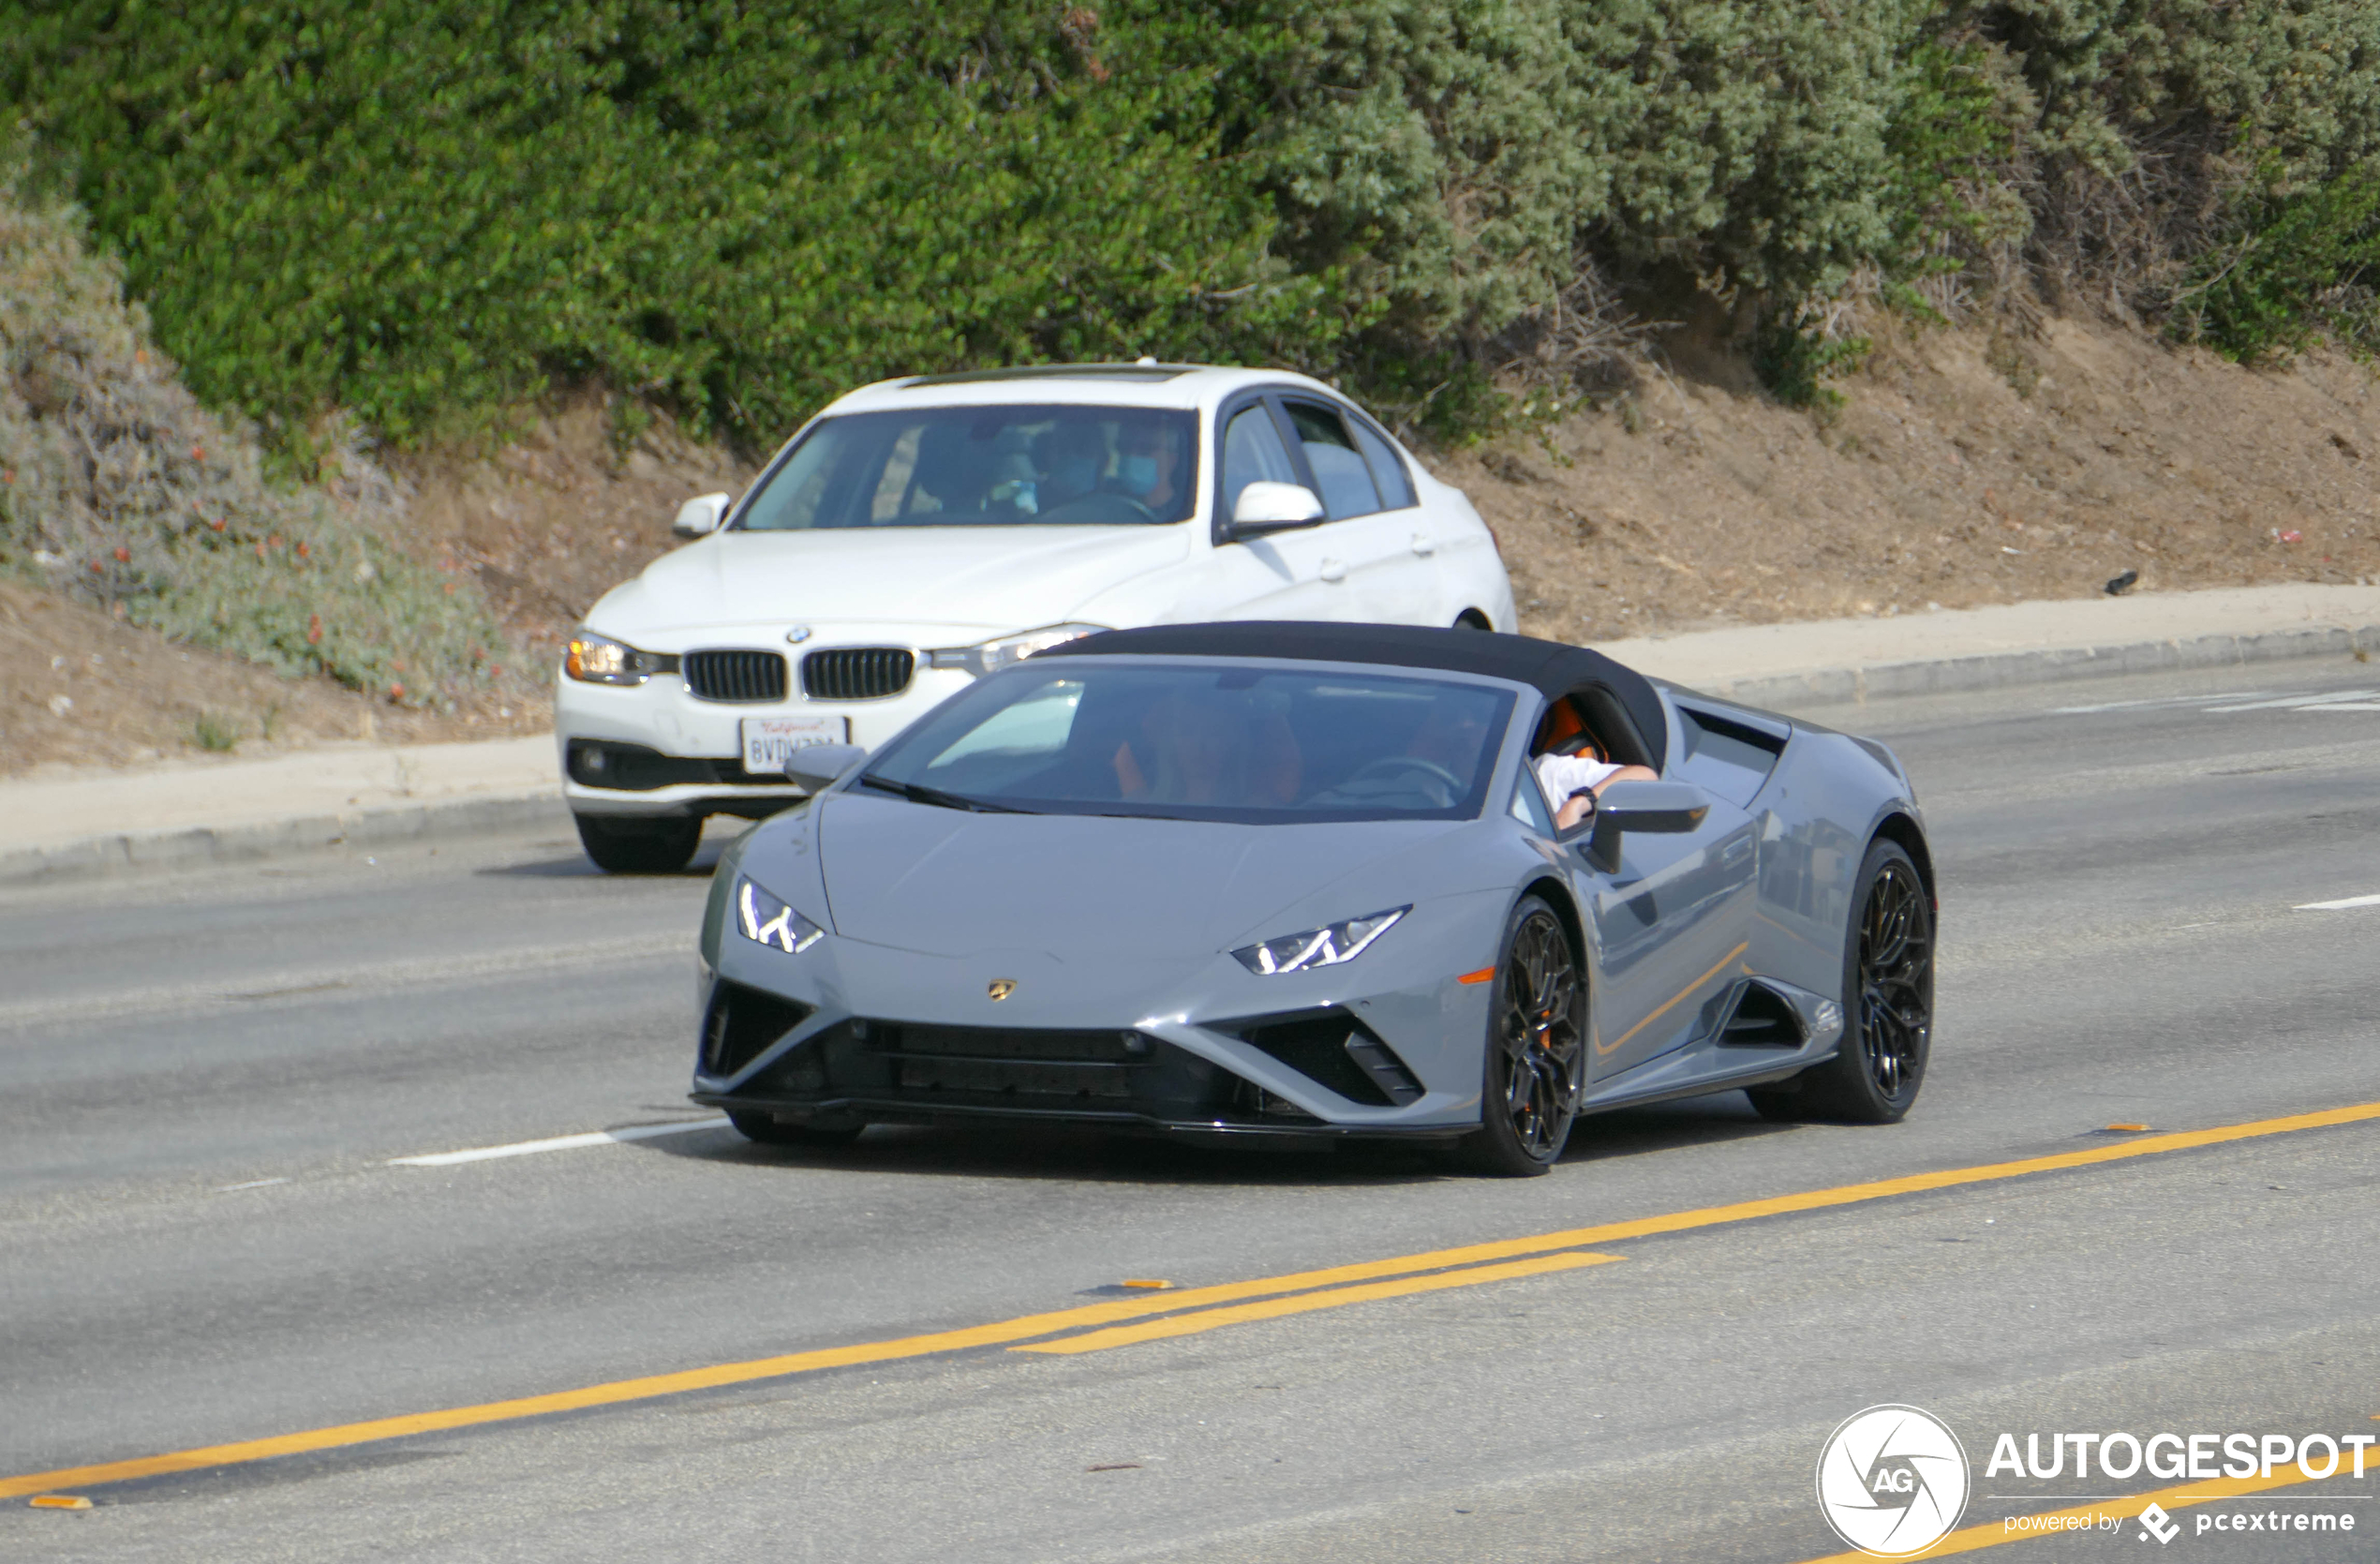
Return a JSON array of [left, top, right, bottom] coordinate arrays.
[[904, 364, 1196, 387]]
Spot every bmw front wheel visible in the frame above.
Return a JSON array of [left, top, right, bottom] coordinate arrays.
[[1458, 895, 1584, 1177]]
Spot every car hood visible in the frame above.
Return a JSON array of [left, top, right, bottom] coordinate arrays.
[[590, 526, 1193, 639], [814, 792, 1484, 960]]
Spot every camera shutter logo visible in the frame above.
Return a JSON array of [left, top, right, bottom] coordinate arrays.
[[1816, 1405, 1971, 1557]]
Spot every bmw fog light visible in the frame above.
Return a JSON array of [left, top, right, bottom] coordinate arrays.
[[925, 623, 1106, 678], [736, 876, 825, 954], [1231, 907, 1407, 976]]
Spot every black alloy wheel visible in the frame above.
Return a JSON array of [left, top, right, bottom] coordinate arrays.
[[1459, 896, 1584, 1176], [573, 812, 702, 874], [1750, 839, 1932, 1124]]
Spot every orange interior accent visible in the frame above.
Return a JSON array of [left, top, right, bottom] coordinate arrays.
[[1534, 699, 1584, 753], [1456, 966, 1497, 986]]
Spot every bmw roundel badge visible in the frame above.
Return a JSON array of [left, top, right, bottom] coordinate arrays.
[[988, 978, 1017, 1002], [785, 625, 813, 645]]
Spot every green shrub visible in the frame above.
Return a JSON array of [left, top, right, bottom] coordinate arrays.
[[2176, 162, 2380, 364], [9, 1, 2380, 448], [1, 1, 1341, 449]]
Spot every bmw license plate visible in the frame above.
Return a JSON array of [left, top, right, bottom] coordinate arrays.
[[741, 715, 850, 774]]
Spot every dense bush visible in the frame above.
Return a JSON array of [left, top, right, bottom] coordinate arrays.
[[0, 2, 1342, 449], [6, 0, 2379, 447], [0, 158, 511, 705]]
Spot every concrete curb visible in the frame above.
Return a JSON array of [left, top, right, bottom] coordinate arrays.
[[0, 793, 570, 889], [1678, 621, 2378, 710]]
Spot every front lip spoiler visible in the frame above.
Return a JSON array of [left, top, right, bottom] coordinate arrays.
[[688, 1092, 1465, 1142]]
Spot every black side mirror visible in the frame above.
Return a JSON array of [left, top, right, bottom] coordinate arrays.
[[1572, 780, 1709, 872], [784, 742, 867, 791]]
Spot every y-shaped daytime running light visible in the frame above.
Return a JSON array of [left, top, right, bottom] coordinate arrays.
[[1231, 907, 1407, 976], [736, 877, 824, 954]]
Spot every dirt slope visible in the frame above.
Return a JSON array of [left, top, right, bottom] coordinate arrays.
[[1, 396, 745, 777], [9, 317, 2379, 777], [1445, 316, 2380, 644]]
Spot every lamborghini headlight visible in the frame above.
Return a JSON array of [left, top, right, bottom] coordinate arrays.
[[925, 622, 1107, 678], [564, 628, 676, 686], [736, 876, 825, 954], [1231, 907, 1407, 976]]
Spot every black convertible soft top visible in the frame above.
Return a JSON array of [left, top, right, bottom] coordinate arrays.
[[1044, 621, 1667, 764]]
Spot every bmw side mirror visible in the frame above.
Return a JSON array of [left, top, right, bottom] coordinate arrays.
[[672, 491, 731, 538], [1576, 780, 1710, 872], [784, 742, 867, 791], [1229, 481, 1326, 538]]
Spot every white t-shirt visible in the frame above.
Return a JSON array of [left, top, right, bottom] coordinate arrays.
[[1535, 753, 1622, 802]]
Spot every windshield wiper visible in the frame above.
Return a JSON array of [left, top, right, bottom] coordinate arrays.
[[856, 774, 1028, 813]]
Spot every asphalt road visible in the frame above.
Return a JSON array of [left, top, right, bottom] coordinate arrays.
[[4, 658, 2378, 1561]]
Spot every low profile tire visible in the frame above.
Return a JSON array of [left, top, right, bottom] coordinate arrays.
[[573, 812, 702, 874], [1754, 839, 1933, 1125], [727, 1110, 866, 1148], [1456, 895, 1584, 1177]]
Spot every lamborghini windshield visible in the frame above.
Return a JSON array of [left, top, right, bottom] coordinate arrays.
[[858, 663, 1516, 823], [737, 405, 1198, 529]]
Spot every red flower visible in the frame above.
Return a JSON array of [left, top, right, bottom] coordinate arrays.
[[208, 517, 226, 532], [112, 546, 130, 562], [189, 445, 204, 461], [389, 682, 406, 701], [296, 541, 310, 558], [306, 614, 323, 645], [89, 559, 104, 573]]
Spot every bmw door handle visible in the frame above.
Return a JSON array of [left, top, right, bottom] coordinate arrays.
[[1318, 559, 1347, 583], [1720, 837, 1754, 866], [1410, 533, 1435, 556]]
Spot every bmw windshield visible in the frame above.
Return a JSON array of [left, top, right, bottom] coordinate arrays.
[[737, 405, 1198, 529], [858, 663, 1517, 824]]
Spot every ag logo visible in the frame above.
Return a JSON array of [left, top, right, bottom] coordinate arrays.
[[1816, 1405, 1971, 1557], [2138, 1502, 2179, 1544]]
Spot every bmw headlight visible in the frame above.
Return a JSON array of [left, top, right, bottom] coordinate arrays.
[[736, 876, 825, 954], [1231, 907, 1407, 976], [564, 628, 677, 685], [925, 622, 1106, 678]]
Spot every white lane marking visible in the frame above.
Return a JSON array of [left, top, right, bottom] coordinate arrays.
[[2294, 893, 2380, 912], [389, 1118, 729, 1167], [2050, 692, 2271, 715], [2305, 702, 2380, 710], [214, 1177, 289, 1192], [2201, 690, 2380, 713]]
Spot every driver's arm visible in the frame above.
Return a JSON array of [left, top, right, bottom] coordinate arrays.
[[1552, 765, 1659, 831]]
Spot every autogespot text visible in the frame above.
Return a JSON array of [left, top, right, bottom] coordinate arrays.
[[1986, 1430, 2377, 1482]]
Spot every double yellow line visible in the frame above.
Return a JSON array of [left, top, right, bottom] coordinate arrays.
[[10, 1096, 2380, 1504]]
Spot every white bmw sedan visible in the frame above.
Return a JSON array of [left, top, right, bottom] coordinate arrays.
[[556, 363, 1517, 871]]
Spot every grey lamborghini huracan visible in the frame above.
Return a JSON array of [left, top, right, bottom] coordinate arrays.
[[692, 622, 1935, 1175]]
